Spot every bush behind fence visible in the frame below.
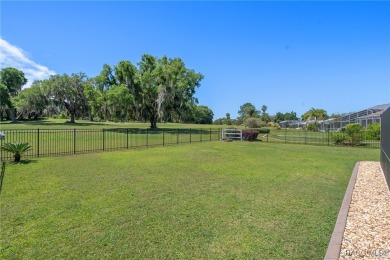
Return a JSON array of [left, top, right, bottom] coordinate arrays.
[[263, 128, 380, 148], [0, 128, 221, 161]]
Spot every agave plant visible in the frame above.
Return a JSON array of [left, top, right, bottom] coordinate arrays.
[[1, 142, 32, 162]]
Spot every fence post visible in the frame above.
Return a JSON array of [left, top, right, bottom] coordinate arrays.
[[74, 129, 76, 154], [201, 129, 203, 142], [267, 133, 268, 143], [37, 129, 40, 157], [146, 129, 149, 147], [304, 129, 307, 145], [103, 128, 105, 151], [210, 128, 212, 141], [285, 127, 287, 143], [163, 130, 165, 146], [127, 128, 129, 149], [190, 128, 192, 143], [327, 129, 330, 146]]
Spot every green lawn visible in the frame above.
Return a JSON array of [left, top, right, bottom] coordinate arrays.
[[0, 142, 379, 259], [0, 118, 222, 130]]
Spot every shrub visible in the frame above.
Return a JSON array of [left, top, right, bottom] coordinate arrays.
[[267, 122, 279, 127], [345, 123, 363, 146], [258, 128, 271, 134], [1, 142, 32, 162], [331, 133, 347, 144], [244, 117, 265, 128], [365, 123, 380, 140], [242, 130, 259, 141], [306, 123, 319, 132]]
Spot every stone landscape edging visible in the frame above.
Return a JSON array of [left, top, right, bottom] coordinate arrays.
[[324, 162, 360, 260]]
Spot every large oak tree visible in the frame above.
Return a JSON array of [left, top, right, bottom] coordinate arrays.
[[46, 73, 89, 123], [0, 67, 28, 122]]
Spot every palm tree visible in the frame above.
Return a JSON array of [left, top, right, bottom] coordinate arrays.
[[1, 142, 32, 162]]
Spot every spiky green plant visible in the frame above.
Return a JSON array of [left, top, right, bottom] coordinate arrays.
[[1, 142, 32, 162]]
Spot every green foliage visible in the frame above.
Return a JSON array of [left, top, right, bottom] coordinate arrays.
[[259, 105, 272, 123], [267, 122, 279, 128], [12, 81, 48, 120], [2, 55, 204, 129], [258, 128, 271, 134], [0, 83, 12, 110], [365, 123, 381, 140], [106, 84, 134, 121], [213, 118, 223, 125], [274, 112, 284, 123], [238, 103, 259, 119], [0, 67, 27, 97], [213, 113, 234, 125], [344, 123, 363, 146], [261, 113, 272, 123], [273, 111, 298, 123], [284, 111, 298, 121], [46, 73, 89, 123], [306, 122, 319, 132], [302, 108, 328, 121], [0, 67, 28, 123], [244, 117, 265, 128], [137, 55, 204, 128], [192, 105, 214, 124], [1, 142, 32, 162], [330, 132, 347, 144]]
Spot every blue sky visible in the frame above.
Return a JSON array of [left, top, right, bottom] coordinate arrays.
[[1, 1, 389, 119]]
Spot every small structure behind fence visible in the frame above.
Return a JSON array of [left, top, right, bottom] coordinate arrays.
[[222, 129, 242, 141], [380, 107, 390, 190]]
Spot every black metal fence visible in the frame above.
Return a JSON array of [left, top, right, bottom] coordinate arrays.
[[380, 108, 390, 190], [265, 128, 380, 149], [0, 128, 221, 161], [0, 126, 381, 161]]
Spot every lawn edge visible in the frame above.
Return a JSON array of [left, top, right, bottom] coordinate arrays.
[[324, 162, 360, 260]]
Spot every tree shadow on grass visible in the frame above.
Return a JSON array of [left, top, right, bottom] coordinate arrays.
[[0, 119, 121, 129], [19, 120, 107, 127]]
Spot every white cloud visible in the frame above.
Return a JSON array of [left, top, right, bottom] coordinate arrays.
[[0, 38, 56, 88]]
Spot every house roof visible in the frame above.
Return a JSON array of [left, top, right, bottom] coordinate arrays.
[[369, 103, 390, 111], [357, 110, 384, 119]]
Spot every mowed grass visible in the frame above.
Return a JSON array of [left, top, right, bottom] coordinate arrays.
[[0, 142, 379, 259], [0, 118, 222, 130]]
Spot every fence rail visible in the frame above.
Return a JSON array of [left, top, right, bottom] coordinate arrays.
[[0, 127, 380, 161], [260, 128, 380, 149], [0, 128, 221, 161]]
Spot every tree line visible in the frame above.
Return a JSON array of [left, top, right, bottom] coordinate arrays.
[[214, 103, 331, 128], [0, 54, 214, 128]]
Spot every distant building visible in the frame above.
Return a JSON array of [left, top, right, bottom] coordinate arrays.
[[278, 120, 304, 129], [325, 104, 389, 130], [278, 104, 390, 130]]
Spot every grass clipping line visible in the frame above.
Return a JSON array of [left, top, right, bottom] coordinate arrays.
[[340, 161, 390, 259]]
